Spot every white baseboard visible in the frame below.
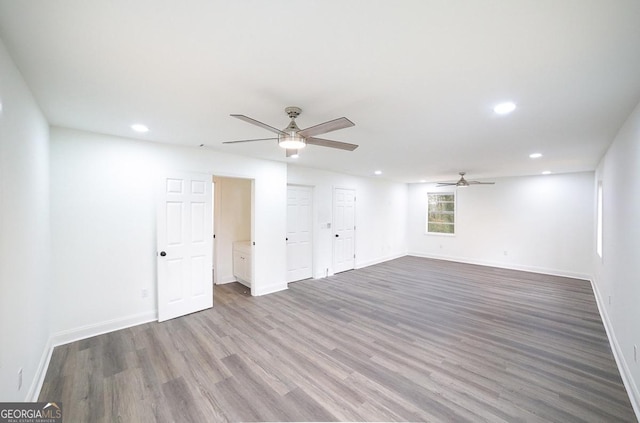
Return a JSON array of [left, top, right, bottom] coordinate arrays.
[[50, 311, 157, 348], [407, 251, 591, 281], [589, 277, 640, 420], [309, 252, 407, 279], [253, 283, 288, 296], [215, 275, 237, 285], [27, 338, 54, 402], [356, 252, 406, 270]]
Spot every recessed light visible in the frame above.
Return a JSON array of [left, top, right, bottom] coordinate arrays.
[[542, 171, 552, 175], [131, 124, 149, 133], [493, 101, 516, 115], [374, 170, 382, 175], [529, 153, 543, 159]]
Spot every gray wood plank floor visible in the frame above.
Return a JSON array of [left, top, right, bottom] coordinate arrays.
[[39, 256, 636, 422]]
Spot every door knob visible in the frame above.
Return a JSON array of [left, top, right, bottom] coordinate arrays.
[[160, 251, 167, 257]]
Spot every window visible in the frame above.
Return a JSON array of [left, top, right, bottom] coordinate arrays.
[[596, 182, 603, 258], [427, 192, 455, 234]]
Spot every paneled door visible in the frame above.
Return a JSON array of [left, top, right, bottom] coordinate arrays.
[[157, 173, 213, 322], [287, 185, 313, 282], [333, 187, 356, 274]]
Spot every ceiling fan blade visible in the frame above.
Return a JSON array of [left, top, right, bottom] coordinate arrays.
[[222, 137, 278, 144], [436, 183, 458, 186], [231, 114, 287, 136], [467, 181, 495, 185], [298, 117, 354, 138], [306, 137, 359, 151]]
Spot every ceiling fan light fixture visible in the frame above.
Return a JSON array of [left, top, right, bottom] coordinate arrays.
[[279, 134, 306, 149], [131, 123, 149, 133], [493, 101, 516, 115]]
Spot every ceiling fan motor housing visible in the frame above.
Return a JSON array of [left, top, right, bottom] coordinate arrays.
[[284, 119, 301, 132]]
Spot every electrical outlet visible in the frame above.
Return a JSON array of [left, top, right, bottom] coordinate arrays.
[[503, 251, 508, 256], [18, 368, 22, 391], [608, 295, 612, 305], [141, 289, 148, 298], [634, 345, 638, 363]]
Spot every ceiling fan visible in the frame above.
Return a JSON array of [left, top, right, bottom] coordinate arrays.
[[223, 106, 358, 157], [437, 172, 495, 187]]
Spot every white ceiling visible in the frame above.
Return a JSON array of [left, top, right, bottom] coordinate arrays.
[[1, 1, 639, 183]]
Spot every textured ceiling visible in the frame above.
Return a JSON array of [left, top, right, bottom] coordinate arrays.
[[1, 0, 639, 182]]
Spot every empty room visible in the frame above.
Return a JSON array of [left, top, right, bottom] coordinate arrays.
[[0, 1, 639, 422]]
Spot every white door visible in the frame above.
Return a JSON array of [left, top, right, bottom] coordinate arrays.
[[157, 173, 213, 322], [287, 185, 313, 282], [333, 187, 356, 273]]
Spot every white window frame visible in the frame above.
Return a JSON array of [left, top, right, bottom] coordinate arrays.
[[426, 192, 456, 235]]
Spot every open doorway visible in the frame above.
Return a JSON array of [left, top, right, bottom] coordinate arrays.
[[212, 176, 253, 294]]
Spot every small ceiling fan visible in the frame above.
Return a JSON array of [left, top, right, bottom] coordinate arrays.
[[223, 106, 358, 157], [437, 172, 495, 187]]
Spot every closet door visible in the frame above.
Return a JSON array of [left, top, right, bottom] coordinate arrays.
[[333, 187, 356, 274], [287, 185, 313, 282]]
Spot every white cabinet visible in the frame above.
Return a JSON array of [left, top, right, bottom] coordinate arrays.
[[233, 241, 252, 287]]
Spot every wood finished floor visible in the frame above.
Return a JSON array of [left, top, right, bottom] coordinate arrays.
[[39, 256, 636, 422]]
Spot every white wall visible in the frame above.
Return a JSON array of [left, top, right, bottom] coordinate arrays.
[[408, 172, 594, 279], [0, 38, 51, 400], [287, 165, 408, 278], [50, 127, 287, 342], [594, 100, 640, 415], [213, 176, 251, 284]]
